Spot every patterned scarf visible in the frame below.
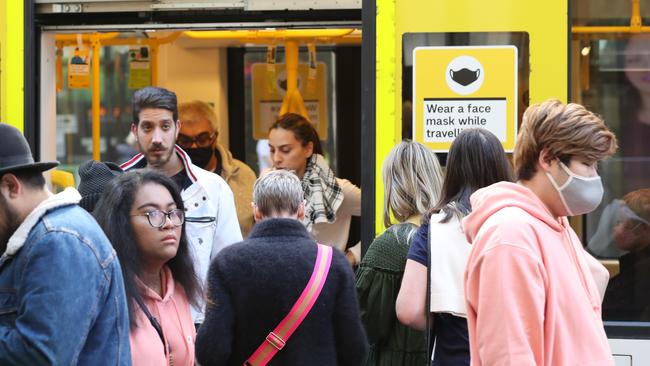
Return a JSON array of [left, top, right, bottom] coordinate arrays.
[[301, 154, 344, 229]]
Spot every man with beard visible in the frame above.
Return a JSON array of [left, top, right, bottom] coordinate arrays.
[[0, 123, 130, 364], [120, 87, 242, 327]]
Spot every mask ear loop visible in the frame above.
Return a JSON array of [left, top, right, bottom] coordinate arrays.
[[545, 162, 575, 216], [558, 161, 601, 182]]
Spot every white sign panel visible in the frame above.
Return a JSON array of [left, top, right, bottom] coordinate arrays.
[[422, 98, 506, 142]]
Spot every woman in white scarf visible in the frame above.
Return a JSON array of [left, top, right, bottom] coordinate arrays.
[[267, 113, 361, 262]]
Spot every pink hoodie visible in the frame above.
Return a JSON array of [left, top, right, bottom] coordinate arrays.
[[462, 182, 613, 366], [130, 266, 196, 366]]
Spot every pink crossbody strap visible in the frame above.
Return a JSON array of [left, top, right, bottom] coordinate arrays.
[[244, 244, 333, 366]]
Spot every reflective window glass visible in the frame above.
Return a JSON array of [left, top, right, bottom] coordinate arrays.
[[576, 35, 650, 323]]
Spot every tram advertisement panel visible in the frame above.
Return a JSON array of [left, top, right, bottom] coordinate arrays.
[[251, 62, 328, 140], [413, 46, 517, 152], [68, 47, 90, 89]]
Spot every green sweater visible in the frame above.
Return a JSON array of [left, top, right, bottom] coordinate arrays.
[[356, 223, 428, 366]]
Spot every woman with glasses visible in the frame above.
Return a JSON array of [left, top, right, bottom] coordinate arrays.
[[94, 170, 201, 366]]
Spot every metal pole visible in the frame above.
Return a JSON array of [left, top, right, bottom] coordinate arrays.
[[91, 37, 101, 161]]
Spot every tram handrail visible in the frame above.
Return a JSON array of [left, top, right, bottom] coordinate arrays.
[[183, 28, 356, 42], [571, 0, 648, 34]]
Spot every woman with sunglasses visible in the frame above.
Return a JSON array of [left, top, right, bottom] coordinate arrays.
[[94, 170, 201, 366]]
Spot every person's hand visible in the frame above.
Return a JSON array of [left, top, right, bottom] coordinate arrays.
[[345, 249, 358, 266]]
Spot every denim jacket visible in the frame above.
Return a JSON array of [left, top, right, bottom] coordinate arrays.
[[0, 188, 131, 365]]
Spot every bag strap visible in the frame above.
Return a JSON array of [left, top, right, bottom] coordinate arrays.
[[426, 220, 435, 363], [133, 295, 171, 358], [244, 244, 333, 366]]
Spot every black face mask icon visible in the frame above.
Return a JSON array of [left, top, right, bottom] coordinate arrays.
[[450, 68, 480, 86]]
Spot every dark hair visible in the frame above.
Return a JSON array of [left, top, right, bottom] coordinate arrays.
[[1, 169, 46, 189], [132, 87, 178, 126], [270, 113, 324, 155], [427, 128, 514, 223], [93, 170, 200, 327]]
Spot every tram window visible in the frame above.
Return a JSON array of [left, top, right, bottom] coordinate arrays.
[[242, 47, 337, 174], [576, 35, 650, 324], [56, 46, 135, 169], [401, 32, 530, 160]]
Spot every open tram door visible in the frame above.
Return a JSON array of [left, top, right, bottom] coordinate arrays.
[[18, 1, 363, 242], [362, 0, 650, 363]]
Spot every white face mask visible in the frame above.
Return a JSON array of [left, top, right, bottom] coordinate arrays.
[[546, 161, 604, 216]]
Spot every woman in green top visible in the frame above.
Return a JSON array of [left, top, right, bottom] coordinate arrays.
[[356, 140, 444, 365]]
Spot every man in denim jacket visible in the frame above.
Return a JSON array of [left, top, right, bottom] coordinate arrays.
[[0, 124, 131, 365]]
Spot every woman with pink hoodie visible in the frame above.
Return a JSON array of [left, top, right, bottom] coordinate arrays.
[[95, 170, 201, 366], [463, 99, 618, 365]]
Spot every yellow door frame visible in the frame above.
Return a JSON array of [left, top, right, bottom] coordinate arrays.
[[0, 0, 24, 131]]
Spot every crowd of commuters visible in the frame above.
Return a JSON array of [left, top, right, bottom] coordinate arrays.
[[397, 128, 513, 365], [0, 88, 623, 365]]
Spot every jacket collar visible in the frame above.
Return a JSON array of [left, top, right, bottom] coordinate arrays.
[[120, 145, 198, 183], [4, 187, 81, 258], [248, 218, 311, 240], [214, 143, 239, 181]]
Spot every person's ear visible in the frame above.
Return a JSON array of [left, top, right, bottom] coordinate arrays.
[[538, 148, 555, 172], [296, 200, 306, 222], [175, 120, 181, 139], [305, 141, 314, 157], [252, 203, 264, 222], [130, 123, 138, 141], [0, 173, 21, 199]]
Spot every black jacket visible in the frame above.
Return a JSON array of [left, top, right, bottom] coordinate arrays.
[[196, 218, 368, 365]]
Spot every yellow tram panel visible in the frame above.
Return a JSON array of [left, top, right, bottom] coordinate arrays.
[[375, 0, 569, 234]]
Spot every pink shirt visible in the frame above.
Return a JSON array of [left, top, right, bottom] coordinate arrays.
[[463, 182, 613, 366], [130, 266, 196, 366]]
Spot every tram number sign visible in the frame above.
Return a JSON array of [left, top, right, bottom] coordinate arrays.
[[413, 46, 518, 152]]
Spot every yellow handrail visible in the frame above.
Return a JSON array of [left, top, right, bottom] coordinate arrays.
[[184, 28, 355, 42], [572, 0, 648, 34]]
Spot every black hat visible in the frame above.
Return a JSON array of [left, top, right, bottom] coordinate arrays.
[[0, 123, 59, 175], [78, 160, 124, 212]]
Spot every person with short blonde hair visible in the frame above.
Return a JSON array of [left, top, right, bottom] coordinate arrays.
[[463, 99, 618, 365], [357, 140, 443, 365], [382, 141, 444, 228], [178, 100, 257, 238]]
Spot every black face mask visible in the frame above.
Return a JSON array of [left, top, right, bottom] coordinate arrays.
[[450, 68, 480, 86], [186, 147, 214, 169]]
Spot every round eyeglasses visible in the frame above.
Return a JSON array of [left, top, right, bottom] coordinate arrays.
[[131, 209, 185, 228], [177, 132, 216, 149]]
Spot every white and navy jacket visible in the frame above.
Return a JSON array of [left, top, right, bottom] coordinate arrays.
[[121, 145, 243, 323]]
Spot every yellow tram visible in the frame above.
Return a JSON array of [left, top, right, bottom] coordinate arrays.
[[1, 0, 649, 362]]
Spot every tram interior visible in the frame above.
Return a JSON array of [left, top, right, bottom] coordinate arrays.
[[46, 28, 363, 246]]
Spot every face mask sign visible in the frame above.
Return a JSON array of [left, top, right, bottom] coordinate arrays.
[[546, 161, 604, 216], [449, 68, 480, 86]]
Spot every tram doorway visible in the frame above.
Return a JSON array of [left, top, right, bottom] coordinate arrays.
[[33, 4, 363, 246]]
